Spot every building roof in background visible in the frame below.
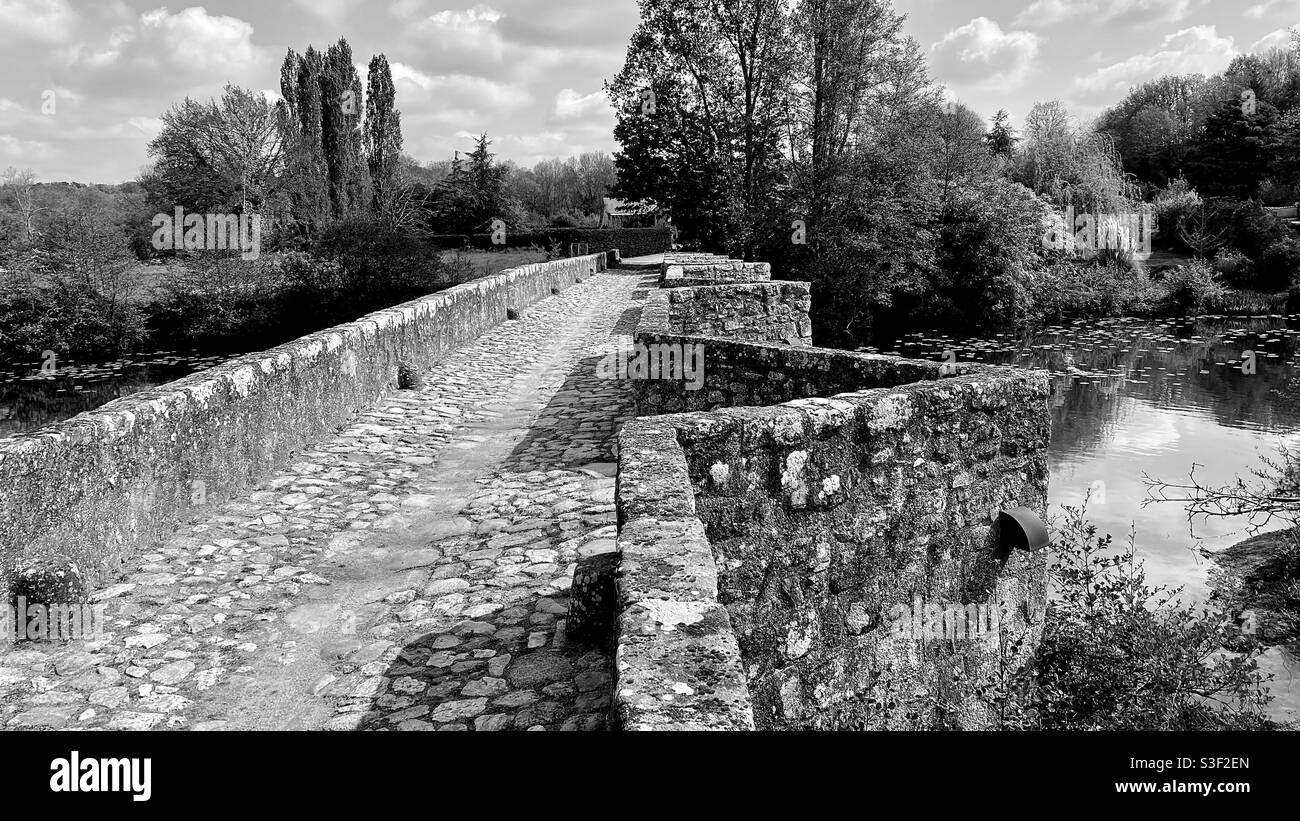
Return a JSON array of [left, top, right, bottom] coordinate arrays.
[[602, 198, 659, 217]]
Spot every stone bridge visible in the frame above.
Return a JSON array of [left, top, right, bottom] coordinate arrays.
[[0, 250, 1050, 731]]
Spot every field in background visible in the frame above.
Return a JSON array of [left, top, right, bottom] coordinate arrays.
[[442, 247, 549, 281]]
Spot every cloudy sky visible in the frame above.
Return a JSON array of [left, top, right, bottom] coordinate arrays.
[[0, 0, 1294, 183]]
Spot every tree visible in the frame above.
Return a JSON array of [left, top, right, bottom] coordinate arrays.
[[608, 0, 792, 254], [144, 84, 283, 215], [276, 39, 368, 227], [1187, 97, 1282, 198], [985, 110, 1018, 156], [429, 135, 524, 234], [278, 46, 330, 231], [0, 167, 44, 243], [321, 38, 367, 219], [363, 54, 403, 218]]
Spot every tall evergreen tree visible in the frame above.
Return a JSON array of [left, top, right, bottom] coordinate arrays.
[[320, 38, 367, 218], [985, 110, 1018, 156], [364, 54, 403, 217]]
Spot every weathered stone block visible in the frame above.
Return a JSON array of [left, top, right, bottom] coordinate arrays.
[[567, 552, 619, 643]]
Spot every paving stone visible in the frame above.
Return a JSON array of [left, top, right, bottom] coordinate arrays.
[[0, 271, 631, 732]]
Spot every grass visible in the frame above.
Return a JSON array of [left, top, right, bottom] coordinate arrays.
[[1204, 288, 1290, 315], [441, 248, 548, 281]]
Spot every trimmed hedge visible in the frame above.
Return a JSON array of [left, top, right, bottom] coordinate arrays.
[[466, 227, 671, 258]]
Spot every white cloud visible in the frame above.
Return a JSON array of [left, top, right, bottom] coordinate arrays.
[[1251, 27, 1295, 51], [289, 0, 361, 23], [551, 89, 607, 121], [0, 0, 77, 43], [126, 116, 162, 135], [389, 62, 529, 116], [930, 17, 1042, 88], [137, 7, 259, 71], [1074, 25, 1237, 100], [1015, 0, 1200, 26], [1246, 0, 1300, 19]]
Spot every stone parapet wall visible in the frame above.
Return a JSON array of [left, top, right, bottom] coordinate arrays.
[[659, 282, 812, 346], [614, 368, 1050, 730], [661, 252, 772, 288], [0, 254, 607, 585], [612, 422, 755, 730], [610, 252, 1053, 731]]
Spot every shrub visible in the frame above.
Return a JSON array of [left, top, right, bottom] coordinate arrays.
[[311, 217, 449, 316], [146, 254, 282, 351], [929, 178, 1047, 331], [1259, 178, 1297, 207], [1213, 248, 1255, 285], [0, 275, 147, 362], [1026, 258, 1154, 322], [1160, 260, 1225, 315], [1224, 199, 1289, 262], [1258, 239, 1300, 292], [1153, 177, 1202, 251], [1018, 507, 1274, 730], [465, 226, 671, 258]]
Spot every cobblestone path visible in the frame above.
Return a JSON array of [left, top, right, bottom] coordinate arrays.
[[0, 270, 648, 731]]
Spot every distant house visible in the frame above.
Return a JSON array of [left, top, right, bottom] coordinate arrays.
[[1264, 204, 1300, 230], [599, 198, 666, 229]]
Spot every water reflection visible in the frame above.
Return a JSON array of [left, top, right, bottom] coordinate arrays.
[[878, 314, 1300, 588], [878, 314, 1300, 721], [0, 352, 240, 438]]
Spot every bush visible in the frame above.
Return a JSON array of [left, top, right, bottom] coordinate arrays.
[[1258, 239, 1300, 291], [1259, 178, 1297, 207], [0, 275, 147, 362], [1160, 260, 1226, 315], [1010, 507, 1274, 730], [146, 254, 282, 351], [1213, 248, 1255, 285], [1223, 199, 1289, 262], [1027, 258, 1155, 322], [927, 178, 1047, 331], [310, 217, 449, 315], [1153, 178, 1202, 251]]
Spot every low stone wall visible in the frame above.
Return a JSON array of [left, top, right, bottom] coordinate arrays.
[[610, 252, 1052, 731], [614, 368, 1050, 730], [656, 282, 812, 347], [0, 254, 607, 586], [613, 422, 756, 730], [661, 252, 772, 288], [632, 281, 977, 416]]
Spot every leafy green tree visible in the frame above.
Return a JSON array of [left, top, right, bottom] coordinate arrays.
[[608, 0, 791, 255], [144, 84, 282, 215]]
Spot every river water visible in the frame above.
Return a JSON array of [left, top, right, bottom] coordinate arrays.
[[874, 314, 1300, 722], [0, 352, 240, 439]]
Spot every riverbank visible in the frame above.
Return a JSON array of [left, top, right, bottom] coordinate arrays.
[[1208, 528, 1300, 646]]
